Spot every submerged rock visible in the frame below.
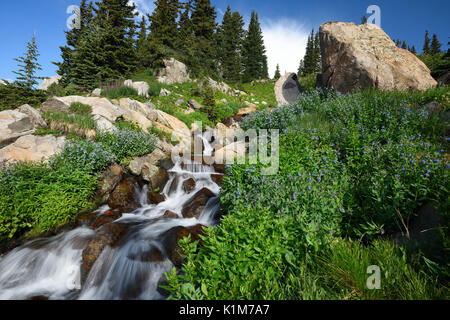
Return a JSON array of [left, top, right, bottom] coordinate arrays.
[[148, 192, 166, 205], [182, 178, 196, 194]]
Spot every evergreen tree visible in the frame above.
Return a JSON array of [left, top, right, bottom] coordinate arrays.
[[431, 33, 442, 55], [274, 64, 281, 79], [401, 41, 407, 49], [297, 59, 304, 77], [190, 0, 218, 76], [13, 34, 43, 88], [148, 0, 180, 50], [178, 1, 194, 50], [313, 31, 321, 73], [361, 16, 367, 24], [423, 30, 431, 54], [302, 29, 315, 75], [136, 16, 150, 66], [93, 0, 138, 82], [410, 45, 417, 54], [218, 6, 245, 83], [242, 11, 268, 81], [54, 0, 93, 82]]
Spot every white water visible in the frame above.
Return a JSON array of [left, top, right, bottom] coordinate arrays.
[[0, 136, 222, 300]]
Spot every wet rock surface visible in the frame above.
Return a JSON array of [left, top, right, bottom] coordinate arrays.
[[107, 177, 139, 212], [181, 188, 215, 219]]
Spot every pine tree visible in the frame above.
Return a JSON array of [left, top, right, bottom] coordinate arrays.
[[361, 16, 367, 24], [218, 6, 245, 83], [411, 46, 417, 54], [302, 29, 315, 75], [430, 33, 442, 55], [313, 31, 322, 73], [297, 59, 304, 77], [190, 0, 218, 76], [274, 64, 281, 79], [242, 11, 268, 81], [13, 34, 43, 88], [401, 41, 407, 49], [423, 30, 431, 54], [178, 1, 194, 50]]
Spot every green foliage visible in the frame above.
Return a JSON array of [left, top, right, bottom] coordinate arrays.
[[418, 52, 450, 79], [42, 110, 96, 130], [214, 101, 240, 122], [97, 127, 157, 164], [13, 34, 43, 89], [101, 85, 142, 100], [0, 161, 97, 239], [241, 81, 277, 108], [298, 29, 321, 77], [148, 82, 162, 97], [34, 128, 65, 136], [69, 102, 92, 115], [274, 64, 281, 79], [242, 11, 268, 81], [0, 83, 48, 111], [46, 82, 81, 97], [299, 73, 317, 91], [165, 87, 449, 300]]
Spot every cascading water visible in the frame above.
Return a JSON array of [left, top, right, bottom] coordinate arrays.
[[0, 135, 222, 300]]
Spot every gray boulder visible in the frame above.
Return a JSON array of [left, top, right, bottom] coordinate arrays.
[[0, 110, 35, 147], [187, 99, 202, 110], [274, 72, 305, 106], [157, 58, 191, 84], [38, 76, 62, 91], [18, 104, 47, 128]]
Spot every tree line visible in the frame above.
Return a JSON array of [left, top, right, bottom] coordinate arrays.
[[53, 0, 269, 90]]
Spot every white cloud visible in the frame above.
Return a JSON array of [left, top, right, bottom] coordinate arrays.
[[128, 0, 156, 17], [261, 18, 310, 78]]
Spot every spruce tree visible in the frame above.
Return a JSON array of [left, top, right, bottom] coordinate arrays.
[[274, 64, 281, 79], [297, 59, 304, 77], [423, 30, 431, 54], [302, 29, 315, 75], [401, 41, 407, 49], [190, 0, 218, 76], [178, 1, 194, 50], [242, 11, 268, 81], [431, 33, 442, 55], [218, 7, 245, 83], [93, 0, 138, 80], [136, 16, 150, 67], [313, 31, 321, 73], [361, 16, 367, 24], [148, 0, 180, 50], [411, 46, 417, 54], [13, 34, 43, 89]]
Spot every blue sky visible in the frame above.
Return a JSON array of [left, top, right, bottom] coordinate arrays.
[[0, 0, 448, 82]]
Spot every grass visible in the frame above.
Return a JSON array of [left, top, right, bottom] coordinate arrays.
[[69, 102, 92, 115], [42, 110, 96, 130], [241, 80, 277, 108]]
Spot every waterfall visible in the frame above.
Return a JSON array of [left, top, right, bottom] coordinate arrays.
[[0, 135, 222, 300]]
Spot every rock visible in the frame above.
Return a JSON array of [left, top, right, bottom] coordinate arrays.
[[0, 79, 8, 86], [40, 97, 70, 113], [207, 78, 231, 95], [183, 108, 195, 114], [175, 97, 184, 106], [160, 88, 171, 97], [91, 88, 102, 97], [213, 163, 226, 174], [214, 141, 247, 164], [82, 223, 126, 276], [274, 72, 305, 106], [157, 58, 191, 84], [220, 98, 228, 104], [424, 101, 442, 116], [129, 148, 168, 177], [437, 71, 450, 86], [0, 110, 35, 147], [215, 122, 237, 146], [181, 188, 215, 219], [261, 101, 268, 106], [211, 174, 224, 187], [148, 192, 166, 204], [38, 76, 62, 91], [144, 166, 169, 191], [319, 22, 437, 93], [91, 210, 122, 230], [238, 102, 258, 116], [145, 101, 156, 109], [107, 177, 139, 211], [123, 79, 149, 97], [57, 96, 124, 122], [182, 178, 196, 194], [164, 210, 179, 219], [17, 104, 46, 128], [187, 99, 202, 110], [161, 224, 206, 266], [155, 110, 190, 139], [97, 164, 123, 202], [0, 135, 65, 163], [93, 114, 116, 133], [127, 246, 164, 263]]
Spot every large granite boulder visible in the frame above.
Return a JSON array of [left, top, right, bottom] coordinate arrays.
[[207, 78, 232, 95], [157, 58, 191, 84], [0, 135, 66, 163], [38, 76, 62, 91], [17, 104, 47, 128], [0, 110, 35, 147], [319, 22, 437, 93], [274, 73, 305, 106], [123, 79, 149, 97]]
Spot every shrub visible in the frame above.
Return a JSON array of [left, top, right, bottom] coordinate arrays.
[[101, 85, 141, 100], [148, 82, 161, 97], [97, 128, 157, 164], [50, 139, 115, 175], [299, 73, 317, 90], [214, 101, 240, 122], [0, 161, 97, 239], [0, 83, 48, 111]]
